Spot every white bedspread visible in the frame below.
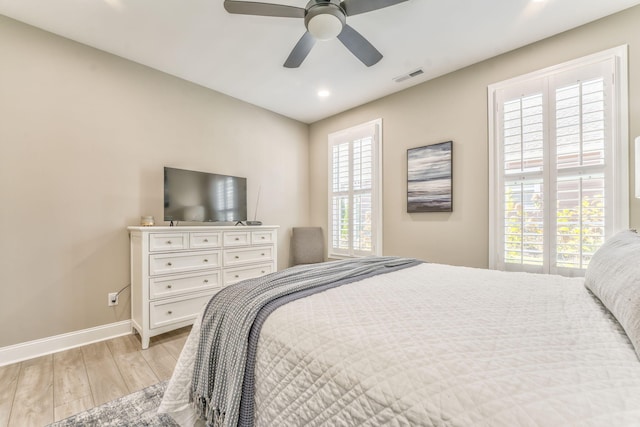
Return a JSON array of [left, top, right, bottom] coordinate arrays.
[[160, 263, 640, 426]]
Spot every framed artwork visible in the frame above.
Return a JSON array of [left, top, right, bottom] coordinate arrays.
[[407, 141, 453, 212]]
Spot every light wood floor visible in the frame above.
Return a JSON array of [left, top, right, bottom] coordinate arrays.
[[0, 326, 191, 427]]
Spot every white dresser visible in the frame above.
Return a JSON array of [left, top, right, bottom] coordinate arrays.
[[128, 225, 279, 349]]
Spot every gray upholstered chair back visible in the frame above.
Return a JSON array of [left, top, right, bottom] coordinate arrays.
[[291, 227, 324, 266]]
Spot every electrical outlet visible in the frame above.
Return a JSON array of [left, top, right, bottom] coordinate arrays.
[[108, 292, 118, 306]]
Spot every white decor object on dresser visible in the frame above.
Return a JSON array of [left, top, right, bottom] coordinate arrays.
[[128, 225, 279, 349]]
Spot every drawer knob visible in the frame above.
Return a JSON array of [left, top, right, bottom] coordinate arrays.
[[261, 270, 265, 274], [167, 240, 172, 244], [204, 239, 208, 242], [167, 310, 173, 315], [204, 259, 209, 263], [235, 255, 239, 259], [204, 279, 209, 283], [261, 253, 265, 256], [235, 274, 239, 278], [167, 284, 172, 289], [261, 236, 265, 240], [235, 237, 240, 241], [167, 262, 172, 266]]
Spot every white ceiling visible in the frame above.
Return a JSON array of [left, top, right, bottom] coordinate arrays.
[[1, 0, 639, 123]]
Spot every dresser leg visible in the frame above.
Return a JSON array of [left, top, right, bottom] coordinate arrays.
[[142, 336, 150, 350]]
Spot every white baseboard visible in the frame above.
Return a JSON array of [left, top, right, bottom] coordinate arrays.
[[0, 320, 132, 367]]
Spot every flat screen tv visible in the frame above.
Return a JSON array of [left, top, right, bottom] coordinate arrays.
[[164, 167, 247, 223]]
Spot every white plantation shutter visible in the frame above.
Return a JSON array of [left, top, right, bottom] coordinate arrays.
[[555, 173, 605, 270], [503, 178, 544, 268], [489, 47, 629, 276], [328, 119, 382, 258], [331, 142, 350, 252], [501, 90, 545, 272], [551, 73, 608, 272]]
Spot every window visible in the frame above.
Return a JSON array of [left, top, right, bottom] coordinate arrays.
[[328, 119, 382, 258], [488, 46, 629, 276]]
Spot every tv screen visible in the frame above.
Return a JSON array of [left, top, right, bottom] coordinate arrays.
[[164, 167, 247, 223]]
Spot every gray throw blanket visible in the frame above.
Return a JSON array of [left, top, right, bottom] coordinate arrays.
[[190, 256, 421, 427]]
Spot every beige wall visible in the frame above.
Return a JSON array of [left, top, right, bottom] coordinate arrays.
[[309, 5, 640, 268], [0, 16, 309, 347]]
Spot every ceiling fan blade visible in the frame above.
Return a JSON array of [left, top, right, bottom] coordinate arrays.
[[224, 0, 305, 18], [337, 25, 382, 67], [341, 0, 408, 16], [284, 31, 316, 68]]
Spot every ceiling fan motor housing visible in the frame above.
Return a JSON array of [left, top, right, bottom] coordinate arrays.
[[305, 0, 346, 40]]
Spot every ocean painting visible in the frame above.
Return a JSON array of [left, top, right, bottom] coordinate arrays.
[[407, 141, 452, 212]]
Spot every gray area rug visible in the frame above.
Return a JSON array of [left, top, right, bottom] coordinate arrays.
[[48, 380, 179, 426]]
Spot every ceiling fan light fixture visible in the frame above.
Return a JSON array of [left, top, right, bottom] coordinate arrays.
[[308, 13, 343, 40], [304, 2, 346, 41]]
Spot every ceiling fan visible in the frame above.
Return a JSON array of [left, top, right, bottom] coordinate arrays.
[[224, 0, 409, 68]]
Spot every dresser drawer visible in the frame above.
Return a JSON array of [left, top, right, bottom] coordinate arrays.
[[223, 246, 273, 267], [149, 250, 220, 276], [149, 233, 188, 252], [190, 232, 221, 249], [251, 230, 275, 245], [223, 231, 251, 247], [149, 292, 214, 329], [223, 263, 274, 286], [150, 271, 221, 299]]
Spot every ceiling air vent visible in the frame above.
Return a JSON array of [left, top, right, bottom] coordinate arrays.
[[393, 68, 424, 83]]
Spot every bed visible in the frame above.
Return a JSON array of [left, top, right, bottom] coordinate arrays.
[[159, 230, 640, 426]]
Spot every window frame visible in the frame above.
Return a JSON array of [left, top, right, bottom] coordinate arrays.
[[488, 46, 629, 275], [327, 118, 383, 259]]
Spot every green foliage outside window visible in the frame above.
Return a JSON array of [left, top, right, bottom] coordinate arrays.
[[556, 196, 605, 268], [504, 188, 604, 269]]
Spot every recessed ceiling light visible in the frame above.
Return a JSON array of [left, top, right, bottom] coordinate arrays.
[[318, 89, 330, 98]]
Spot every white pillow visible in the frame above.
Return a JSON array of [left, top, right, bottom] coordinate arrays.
[[584, 229, 640, 359]]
